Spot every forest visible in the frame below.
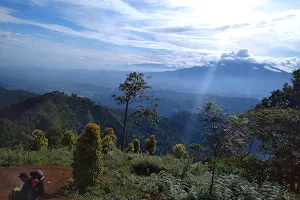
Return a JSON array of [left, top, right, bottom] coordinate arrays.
[[0, 70, 300, 199]]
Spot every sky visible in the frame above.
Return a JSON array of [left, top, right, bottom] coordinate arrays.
[[0, 0, 299, 71]]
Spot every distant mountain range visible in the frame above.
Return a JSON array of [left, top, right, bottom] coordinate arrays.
[[0, 60, 291, 99], [146, 60, 291, 98]]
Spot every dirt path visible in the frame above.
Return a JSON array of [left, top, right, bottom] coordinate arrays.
[[0, 165, 82, 200]]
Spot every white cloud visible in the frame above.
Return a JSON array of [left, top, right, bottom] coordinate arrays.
[[0, 0, 300, 71], [264, 66, 282, 73]]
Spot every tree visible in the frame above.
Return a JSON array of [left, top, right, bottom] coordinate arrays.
[[189, 143, 205, 161], [61, 131, 76, 150], [102, 129, 117, 154], [127, 142, 135, 153], [112, 72, 158, 151], [133, 138, 141, 153], [244, 108, 300, 192], [102, 127, 115, 138], [258, 69, 300, 110], [46, 126, 63, 148], [72, 123, 103, 191], [145, 135, 157, 155], [26, 129, 48, 151], [0, 118, 21, 148], [173, 144, 188, 159], [199, 99, 246, 196]]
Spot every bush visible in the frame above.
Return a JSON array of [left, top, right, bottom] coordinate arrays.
[[138, 171, 189, 200], [102, 127, 115, 138], [102, 134, 117, 154], [173, 144, 188, 159], [145, 135, 157, 155], [61, 131, 76, 150], [133, 138, 141, 153], [13, 145, 23, 152], [72, 123, 103, 192], [213, 174, 261, 200], [127, 142, 135, 153], [133, 160, 166, 176], [26, 129, 48, 151]]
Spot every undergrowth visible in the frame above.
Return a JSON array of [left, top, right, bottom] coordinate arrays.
[[0, 147, 72, 166]]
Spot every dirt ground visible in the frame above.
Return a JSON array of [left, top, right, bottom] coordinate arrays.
[[0, 165, 82, 200]]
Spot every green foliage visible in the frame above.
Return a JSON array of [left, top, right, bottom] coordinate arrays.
[[13, 144, 23, 152], [102, 127, 115, 138], [245, 109, 300, 191], [61, 131, 76, 150], [126, 142, 135, 153], [46, 126, 63, 148], [102, 133, 117, 154], [26, 129, 48, 151], [0, 118, 21, 148], [189, 143, 204, 153], [0, 87, 37, 108], [132, 160, 166, 176], [112, 72, 158, 151], [173, 144, 188, 159], [145, 135, 157, 155], [133, 138, 141, 153], [138, 171, 189, 200], [72, 123, 103, 191], [259, 69, 300, 109], [0, 148, 72, 166], [0, 91, 124, 148], [199, 99, 247, 195]]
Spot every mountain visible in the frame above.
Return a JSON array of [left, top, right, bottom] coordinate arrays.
[[0, 90, 198, 153], [0, 87, 37, 109], [0, 62, 291, 99], [147, 60, 291, 98]]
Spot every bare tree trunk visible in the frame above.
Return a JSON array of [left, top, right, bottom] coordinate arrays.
[[121, 102, 129, 151]]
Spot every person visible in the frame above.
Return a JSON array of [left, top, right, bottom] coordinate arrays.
[[9, 172, 32, 200], [30, 169, 46, 199]]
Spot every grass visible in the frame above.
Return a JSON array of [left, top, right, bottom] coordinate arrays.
[[1, 148, 299, 200], [0, 147, 73, 166]]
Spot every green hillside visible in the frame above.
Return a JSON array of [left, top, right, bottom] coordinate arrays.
[[0, 90, 196, 153], [0, 87, 37, 109]]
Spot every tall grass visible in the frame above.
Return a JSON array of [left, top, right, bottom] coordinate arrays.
[[0, 147, 73, 166]]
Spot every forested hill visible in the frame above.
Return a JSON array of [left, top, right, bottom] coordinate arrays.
[[0, 87, 37, 109], [0, 90, 201, 153]]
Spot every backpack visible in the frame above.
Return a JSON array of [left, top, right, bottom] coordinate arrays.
[[27, 179, 39, 200]]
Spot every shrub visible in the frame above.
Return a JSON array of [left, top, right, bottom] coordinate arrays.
[[102, 127, 115, 138], [127, 142, 135, 153], [173, 144, 188, 159], [133, 138, 141, 153], [13, 145, 23, 152], [72, 123, 103, 192], [26, 129, 48, 151], [213, 174, 261, 200], [61, 131, 76, 150], [102, 134, 117, 154], [145, 135, 157, 155], [132, 160, 166, 176], [139, 171, 189, 200]]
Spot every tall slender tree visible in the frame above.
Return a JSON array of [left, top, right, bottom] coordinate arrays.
[[199, 99, 246, 195], [112, 72, 158, 151]]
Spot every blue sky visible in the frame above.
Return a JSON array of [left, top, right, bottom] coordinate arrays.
[[0, 0, 299, 71]]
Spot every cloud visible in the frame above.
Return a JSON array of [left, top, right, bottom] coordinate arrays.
[[0, 0, 300, 71], [264, 66, 282, 72], [219, 48, 300, 72]]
